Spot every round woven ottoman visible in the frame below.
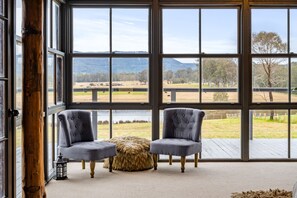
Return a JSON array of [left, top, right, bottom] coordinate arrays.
[[103, 136, 153, 171]]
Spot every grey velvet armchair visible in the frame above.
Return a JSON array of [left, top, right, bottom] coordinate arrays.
[[150, 108, 205, 172], [58, 110, 116, 178]]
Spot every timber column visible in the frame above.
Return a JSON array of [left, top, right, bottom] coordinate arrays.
[[22, 0, 46, 197]]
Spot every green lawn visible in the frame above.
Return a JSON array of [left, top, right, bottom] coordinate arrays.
[[97, 116, 297, 140]]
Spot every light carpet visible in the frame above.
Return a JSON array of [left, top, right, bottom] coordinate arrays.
[[46, 162, 297, 198]]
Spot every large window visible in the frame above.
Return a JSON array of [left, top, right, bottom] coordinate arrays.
[[250, 8, 297, 159], [72, 8, 150, 103], [162, 8, 239, 103], [67, 3, 297, 161]]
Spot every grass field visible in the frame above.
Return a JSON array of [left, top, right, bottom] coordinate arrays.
[[71, 81, 297, 103], [96, 115, 297, 140]]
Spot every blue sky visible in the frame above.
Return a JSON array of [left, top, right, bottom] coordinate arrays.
[[15, 4, 297, 54]]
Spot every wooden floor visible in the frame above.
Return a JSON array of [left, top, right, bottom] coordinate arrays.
[[16, 138, 297, 197]]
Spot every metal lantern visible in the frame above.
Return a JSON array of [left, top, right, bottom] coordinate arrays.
[[54, 153, 67, 180]]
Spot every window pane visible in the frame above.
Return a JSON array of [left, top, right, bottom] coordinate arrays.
[[56, 56, 63, 104], [252, 58, 288, 103], [291, 110, 297, 158], [73, 58, 110, 103], [201, 9, 237, 53], [112, 58, 149, 103], [16, 44, 22, 112], [202, 110, 241, 159], [73, 8, 109, 53], [47, 115, 54, 177], [112, 110, 151, 139], [252, 9, 287, 54], [162, 9, 199, 54], [48, 53, 55, 107], [52, 2, 60, 49], [47, 0, 50, 47], [93, 110, 110, 140], [16, 0, 22, 37], [250, 110, 288, 158], [0, 20, 4, 77], [0, 82, 5, 138], [112, 8, 148, 53], [163, 58, 199, 103], [55, 114, 59, 160], [290, 9, 297, 53], [0, 142, 6, 197], [16, 116, 22, 198], [292, 59, 297, 102], [0, 0, 4, 16], [202, 58, 238, 103]]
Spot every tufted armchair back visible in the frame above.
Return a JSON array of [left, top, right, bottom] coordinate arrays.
[[163, 108, 205, 142], [58, 110, 94, 147]]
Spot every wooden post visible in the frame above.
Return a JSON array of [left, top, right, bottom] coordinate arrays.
[[22, 0, 46, 197]]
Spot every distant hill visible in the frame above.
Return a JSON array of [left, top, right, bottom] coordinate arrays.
[[73, 57, 197, 74]]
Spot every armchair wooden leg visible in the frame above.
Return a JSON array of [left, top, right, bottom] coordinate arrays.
[[82, 160, 85, 169], [194, 153, 199, 168], [153, 154, 158, 170], [169, 155, 172, 165], [181, 156, 186, 173], [109, 157, 113, 172], [90, 161, 96, 178]]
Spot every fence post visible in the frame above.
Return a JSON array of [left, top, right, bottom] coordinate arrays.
[[171, 89, 176, 102], [92, 89, 98, 139]]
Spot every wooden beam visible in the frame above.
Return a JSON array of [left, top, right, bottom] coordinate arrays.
[[22, 0, 46, 197]]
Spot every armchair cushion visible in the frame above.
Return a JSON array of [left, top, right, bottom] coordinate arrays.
[[150, 138, 201, 156], [60, 141, 116, 161]]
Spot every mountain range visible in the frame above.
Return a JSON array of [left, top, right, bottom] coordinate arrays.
[[73, 57, 197, 74]]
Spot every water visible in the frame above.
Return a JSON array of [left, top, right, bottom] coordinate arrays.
[[95, 110, 152, 122]]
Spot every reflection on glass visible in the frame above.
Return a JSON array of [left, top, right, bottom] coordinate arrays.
[[202, 58, 238, 103], [112, 9, 148, 53], [163, 9, 199, 54], [0, 142, 5, 197], [0, 82, 5, 138], [291, 9, 297, 53], [16, 44, 22, 112], [292, 59, 297, 102], [0, 20, 4, 77], [48, 53, 55, 106], [73, 58, 110, 103], [47, 115, 54, 177], [291, 110, 297, 158], [47, 0, 50, 47], [250, 110, 288, 158], [16, 117, 22, 198], [252, 9, 287, 54], [202, 110, 241, 159], [73, 8, 109, 53], [201, 9, 237, 53], [0, 0, 4, 16], [16, 0, 22, 36], [163, 58, 199, 103], [52, 2, 60, 49], [112, 110, 152, 139], [56, 56, 63, 103], [252, 58, 288, 103], [112, 58, 149, 103], [93, 110, 110, 140]]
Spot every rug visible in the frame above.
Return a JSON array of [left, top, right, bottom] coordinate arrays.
[[231, 189, 292, 198]]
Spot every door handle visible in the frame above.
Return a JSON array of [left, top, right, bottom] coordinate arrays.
[[8, 109, 20, 117]]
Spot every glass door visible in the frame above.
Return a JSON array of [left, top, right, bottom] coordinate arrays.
[[0, 0, 8, 196]]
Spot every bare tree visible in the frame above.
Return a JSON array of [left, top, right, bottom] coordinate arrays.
[[252, 31, 287, 120]]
